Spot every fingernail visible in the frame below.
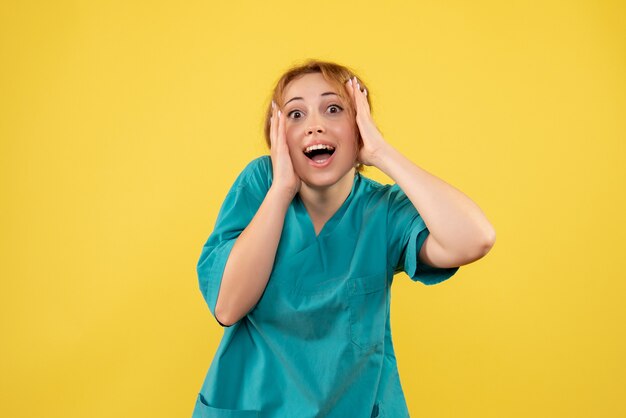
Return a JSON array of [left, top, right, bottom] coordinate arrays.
[[272, 100, 276, 109], [347, 79, 352, 86], [364, 88, 368, 96], [278, 110, 282, 117]]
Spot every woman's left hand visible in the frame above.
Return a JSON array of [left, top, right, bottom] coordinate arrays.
[[346, 76, 388, 167]]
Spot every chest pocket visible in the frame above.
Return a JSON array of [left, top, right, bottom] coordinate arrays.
[[194, 393, 260, 417], [348, 272, 388, 350]]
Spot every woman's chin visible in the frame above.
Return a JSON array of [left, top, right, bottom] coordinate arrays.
[[300, 178, 337, 190], [297, 166, 355, 191]]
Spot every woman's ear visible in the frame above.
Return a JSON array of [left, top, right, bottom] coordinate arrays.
[[354, 135, 362, 167]]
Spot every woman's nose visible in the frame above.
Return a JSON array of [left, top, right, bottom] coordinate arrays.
[[306, 115, 325, 135], [306, 125, 324, 135]]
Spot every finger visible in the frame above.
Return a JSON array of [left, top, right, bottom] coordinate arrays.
[[351, 77, 362, 115], [355, 77, 365, 97], [272, 102, 278, 147], [277, 109, 286, 150], [270, 102, 277, 148], [346, 77, 356, 100], [353, 77, 371, 115], [346, 77, 357, 115], [355, 77, 367, 97]]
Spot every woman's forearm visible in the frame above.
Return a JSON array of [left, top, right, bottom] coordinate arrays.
[[215, 186, 293, 326], [373, 143, 496, 261]]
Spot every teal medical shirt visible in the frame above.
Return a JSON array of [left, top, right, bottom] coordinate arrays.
[[193, 156, 459, 418]]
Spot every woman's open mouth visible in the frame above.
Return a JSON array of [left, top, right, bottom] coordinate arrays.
[[303, 144, 336, 167]]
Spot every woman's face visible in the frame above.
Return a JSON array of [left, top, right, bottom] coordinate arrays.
[[281, 73, 359, 189]]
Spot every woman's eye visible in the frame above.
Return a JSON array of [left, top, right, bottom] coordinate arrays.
[[287, 105, 342, 119], [288, 110, 303, 119], [328, 104, 343, 113]]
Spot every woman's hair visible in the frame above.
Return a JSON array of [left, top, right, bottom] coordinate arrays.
[[263, 59, 372, 172]]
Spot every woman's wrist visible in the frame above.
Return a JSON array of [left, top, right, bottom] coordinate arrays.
[[367, 142, 397, 172], [267, 183, 297, 207]]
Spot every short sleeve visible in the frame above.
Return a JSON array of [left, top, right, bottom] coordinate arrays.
[[196, 156, 272, 327], [387, 184, 460, 285]]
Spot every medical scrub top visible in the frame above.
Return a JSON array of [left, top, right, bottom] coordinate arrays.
[[193, 156, 459, 418]]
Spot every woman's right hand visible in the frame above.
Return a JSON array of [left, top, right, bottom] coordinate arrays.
[[269, 101, 301, 199]]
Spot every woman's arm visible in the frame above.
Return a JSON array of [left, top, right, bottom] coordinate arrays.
[[216, 106, 299, 326], [215, 186, 293, 326], [346, 77, 495, 268], [373, 144, 495, 268]]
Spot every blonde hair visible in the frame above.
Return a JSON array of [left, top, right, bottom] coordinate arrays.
[[263, 59, 372, 172]]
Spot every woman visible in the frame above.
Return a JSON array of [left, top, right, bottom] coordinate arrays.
[[193, 59, 495, 417]]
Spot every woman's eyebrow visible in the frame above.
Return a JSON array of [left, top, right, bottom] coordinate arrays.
[[284, 92, 338, 106]]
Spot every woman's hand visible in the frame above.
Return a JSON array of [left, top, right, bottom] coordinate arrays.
[[269, 101, 301, 198], [346, 77, 389, 167]]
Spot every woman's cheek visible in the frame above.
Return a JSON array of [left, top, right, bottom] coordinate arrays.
[[285, 123, 292, 137], [285, 127, 300, 152], [285, 130, 301, 161]]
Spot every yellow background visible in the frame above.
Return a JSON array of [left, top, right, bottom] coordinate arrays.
[[1, 0, 624, 417]]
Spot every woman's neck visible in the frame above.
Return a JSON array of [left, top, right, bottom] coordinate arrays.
[[299, 168, 356, 233]]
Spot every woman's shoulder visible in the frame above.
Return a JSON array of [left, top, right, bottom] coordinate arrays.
[[357, 173, 398, 196], [356, 173, 408, 207], [358, 173, 386, 191], [229, 155, 273, 197], [242, 155, 272, 176]]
